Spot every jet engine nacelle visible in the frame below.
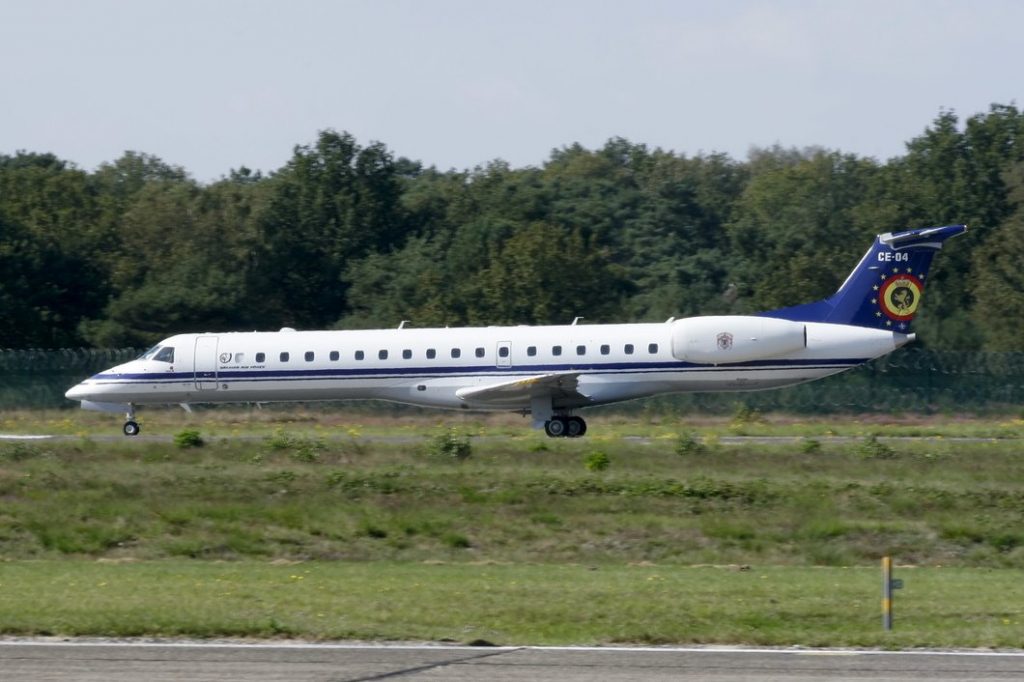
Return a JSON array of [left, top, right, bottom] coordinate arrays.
[[671, 316, 806, 364]]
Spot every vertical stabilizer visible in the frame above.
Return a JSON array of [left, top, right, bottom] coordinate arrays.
[[762, 224, 967, 331]]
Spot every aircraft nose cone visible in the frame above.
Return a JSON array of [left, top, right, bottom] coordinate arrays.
[[65, 383, 89, 401]]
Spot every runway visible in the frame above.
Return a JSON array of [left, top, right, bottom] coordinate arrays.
[[3, 641, 1024, 681]]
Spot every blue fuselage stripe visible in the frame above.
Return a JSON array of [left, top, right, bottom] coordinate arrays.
[[91, 358, 865, 385]]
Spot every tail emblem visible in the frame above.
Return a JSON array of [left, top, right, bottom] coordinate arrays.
[[876, 270, 924, 324]]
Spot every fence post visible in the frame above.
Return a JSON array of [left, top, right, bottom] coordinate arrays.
[[882, 556, 893, 631], [882, 556, 904, 631]]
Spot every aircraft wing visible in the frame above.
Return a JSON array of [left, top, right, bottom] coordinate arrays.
[[455, 371, 588, 407]]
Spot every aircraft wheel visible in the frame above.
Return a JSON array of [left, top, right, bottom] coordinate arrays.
[[566, 416, 587, 438], [544, 417, 567, 438], [123, 421, 141, 437]]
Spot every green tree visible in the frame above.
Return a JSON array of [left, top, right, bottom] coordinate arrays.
[[892, 107, 1024, 348], [0, 213, 79, 347], [622, 151, 746, 320], [79, 173, 265, 346], [472, 222, 625, 325], [725, 149, 878, 312], [0, 153, 107, 345], [337, 237, 451, 329], [969, 161, 1024, 350], [252, 130, 408, 328]]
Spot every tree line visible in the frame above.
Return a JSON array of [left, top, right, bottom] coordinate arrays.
[[2, 104, 1023, 351]]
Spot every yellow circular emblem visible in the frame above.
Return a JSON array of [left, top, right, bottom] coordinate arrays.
[[879, 275, 923, 321]]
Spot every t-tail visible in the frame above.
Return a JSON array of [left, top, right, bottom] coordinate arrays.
[[762, 224, 968, 332]]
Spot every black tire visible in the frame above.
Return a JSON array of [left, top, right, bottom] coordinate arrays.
[[123, 421, 140, 437], [544, 418, 567, 438], [567, 416, 587, 438]]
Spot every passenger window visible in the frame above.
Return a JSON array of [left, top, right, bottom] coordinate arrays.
[[280, 352, 290, 362], [648, 343, 659, 354], [379, 350, 388, 360], [624, 344, 634, 355], [451, 348, 461, 359], [256, 352, 266, 363], [427, 348, 436, 359], [552, 345, 562, 356], [305, 351, 314, 362], [403, 349, 412, 359], [153, 347, 175, 363], [499, 346, 510, 358], [475, 347, 485, 358], [355, 350, 364, 360], [600, 344, 610, 355], [234, 352, 245, 363], [329, 351, 339, 361], [527, 346, 537, 357], [576, 345, 586, 356]]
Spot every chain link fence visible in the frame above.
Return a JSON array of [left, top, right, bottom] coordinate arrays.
[[0, 348, 141, 410], [1, 347, 1022, 414], [636, 348, 1024, 415]]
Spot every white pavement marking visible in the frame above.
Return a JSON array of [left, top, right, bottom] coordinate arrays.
[[2, 640, 1024, 657]]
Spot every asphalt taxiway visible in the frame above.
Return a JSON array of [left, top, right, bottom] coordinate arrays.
[[3, 641, 1024, 681]]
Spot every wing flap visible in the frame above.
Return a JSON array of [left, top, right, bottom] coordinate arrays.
[[455, 371, 586, 406]]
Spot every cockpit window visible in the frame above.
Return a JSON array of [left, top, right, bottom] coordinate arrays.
[[153, 347, 175, 363], [139, 345, 161, 360]]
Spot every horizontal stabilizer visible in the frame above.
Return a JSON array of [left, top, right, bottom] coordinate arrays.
[[455, 371, 586, 406]]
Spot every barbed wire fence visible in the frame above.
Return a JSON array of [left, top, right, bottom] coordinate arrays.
[[1, 347, 1022, 414]]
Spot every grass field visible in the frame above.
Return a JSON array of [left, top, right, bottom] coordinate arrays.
[[2, 561, 1024, 647], [1, 408, 1023, 645], [4, 404, 1024, 439]]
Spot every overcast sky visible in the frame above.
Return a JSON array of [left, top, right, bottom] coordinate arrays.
[[1, 0, 1020, 181]]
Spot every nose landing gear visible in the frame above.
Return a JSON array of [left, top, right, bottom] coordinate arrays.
[[123, 405, 140, 437], [543, 415, 587, 438]]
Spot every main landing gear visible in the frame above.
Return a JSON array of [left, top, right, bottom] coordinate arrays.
[[123, 404, 140, 437], [544, 415, 587, 438]]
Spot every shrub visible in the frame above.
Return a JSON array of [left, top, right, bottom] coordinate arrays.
[[0, 442, 48, 461], [358, 522, 388, 539], [675, 431, 706, 456], [264, 428, 325, 462], [264, 470, 297, 484], [443, 532, 471, 548], [800, 438, 822, 454], [265, 427, 296, 450], [290, 443, 321, 463], [173, 429, 204, 449], [731, 402, 764, 425], [428, 428, 472, 461], [585, 450, 611, 472], [858, 434, 896, 460]]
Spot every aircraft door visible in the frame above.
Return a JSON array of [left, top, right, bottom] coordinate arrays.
[[496, 341, 512, 368], [194, 336, 219, 390]]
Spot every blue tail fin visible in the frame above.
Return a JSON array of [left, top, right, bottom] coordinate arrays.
[[762, 224, 967, 331]]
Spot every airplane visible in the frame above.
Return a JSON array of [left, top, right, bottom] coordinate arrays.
[[66, 224, 967, 438]]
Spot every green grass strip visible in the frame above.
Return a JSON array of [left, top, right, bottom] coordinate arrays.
[[2, 561, 1023, 647]]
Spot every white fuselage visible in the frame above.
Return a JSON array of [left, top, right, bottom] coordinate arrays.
[[65, 321, 909, 413]]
